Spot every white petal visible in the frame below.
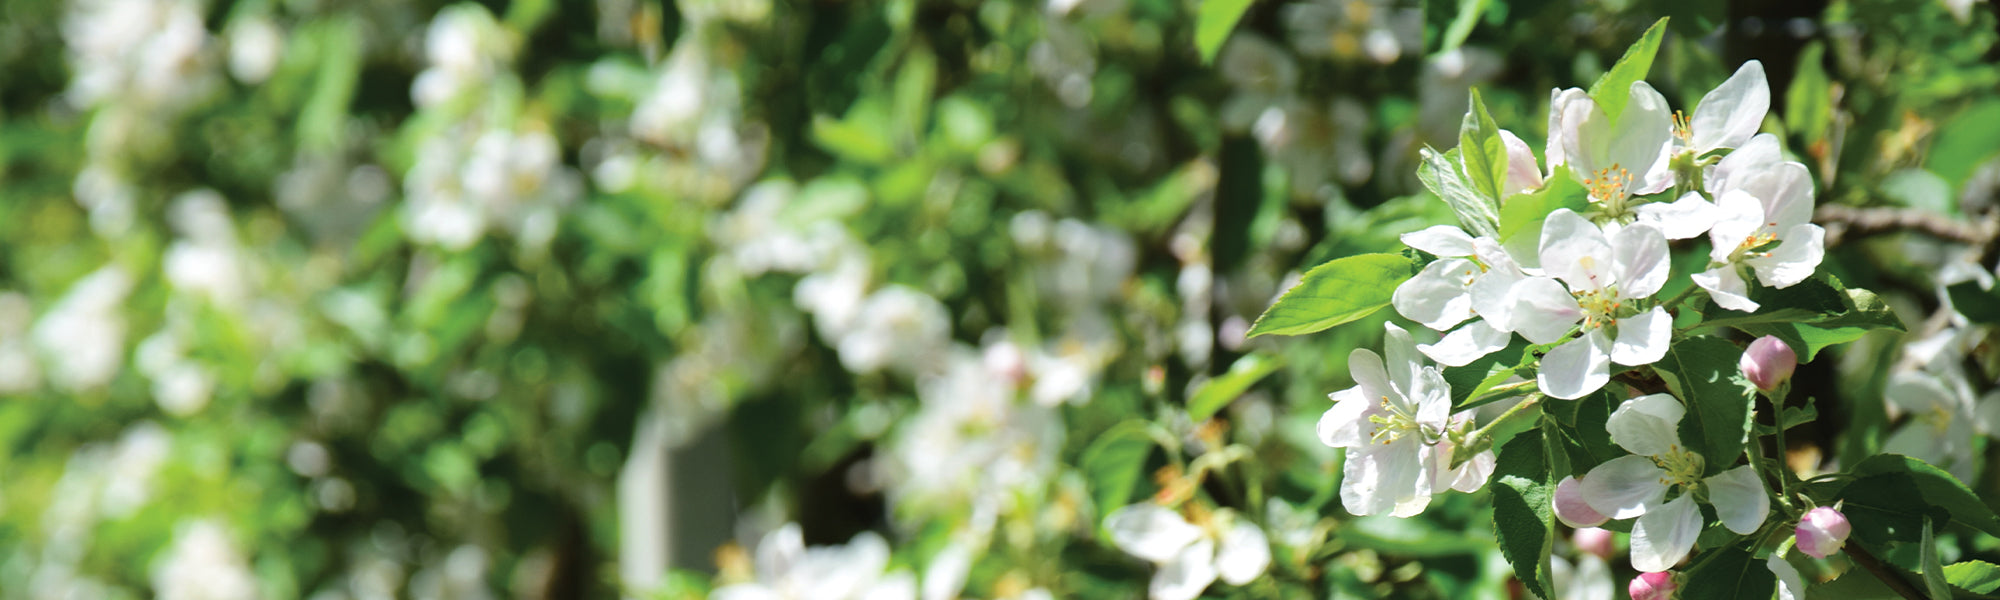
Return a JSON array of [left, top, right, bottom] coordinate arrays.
[[1611, 82, 1677, 196], [1692, 267, 1759, 312], [1611, 307, 1671, 366], [1437, 442, 1496, 493], [1539, 331, 1611, 400], [1348, 348, 1394, 405], [1507, 277, 1584, 345], [1215, 520, 1272, 585], [1709, 133, 1782, 195], [1558, 91, 1609, 177], [1739, 161, 1815, 229], [1381, 322, 1427, 403], [1341, 438, 1433, 517], [1392, 259, 1478, 331], [1105, 504, 1201, 564], [1402, 225, 1478, 257], [1689, 61, 1770, 154], [1580, 454, 1672, 519], [1546, 88, 1589, 170], [1630, 494, 1703, 572], [1151, 538, 1220, 600], [1499, 129, 1544, 194], [1705, 465, 1770, 535], [867, 570, 919, 600], [1633, 192, 1720, 240], [1411, 366, 1454, 430], [1770, 555, 1807, 600], [1612, 223, 1670, 299], [1748, 223, 1824, 289], [1607, 393, 1686, 457], [1539, 209, 1613, 292], [711, 584, 785, 600], [1468, 268, 1524, 328], [1317, 387, 1373, 448], [1706, 189, 1767, 263], [1419, 319, 1513, 367]]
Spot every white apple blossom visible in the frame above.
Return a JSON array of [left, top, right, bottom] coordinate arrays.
[[1547, 83, 1675, 217], [1671, 61, 1771, 159], [1103, 504, 1271, 600], [1317, 322, 1495, 516], [1882, 370, 1984, 482], [1504, 210, 1672, 399], [1688, 144, 1832, 310], [711, 524, 916, 600], [1390, 225, 1526, 366], [1578, 394, 1769, 572]]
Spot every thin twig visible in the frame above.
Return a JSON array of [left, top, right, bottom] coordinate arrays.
[[1816, 204, 1998, 246], [1846, 542, 1930, 600]]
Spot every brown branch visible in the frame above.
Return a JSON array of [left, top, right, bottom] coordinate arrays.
[[1816, 204, 1998, 247], [1845, 543, 1931, 600]]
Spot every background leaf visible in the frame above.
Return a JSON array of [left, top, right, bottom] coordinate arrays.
[[1187, 354, 1283, 420], [1586, 18, 1669, 120], [1679, 542, 1776, 600], [1195, 0, 1254, 64], [1655, 336, 1754, 476]]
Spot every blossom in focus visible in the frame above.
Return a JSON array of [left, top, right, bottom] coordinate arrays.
[[1507, 210, 1672, 399], [1391, 225, 1525, 367], [1547, 82, 1675, 215], [1671, 60, 1771, 159], [1795, 506, 1852, 558], [1579, 394, 1769, 572], [1690, 135, 1825, 311], [1104, 504, 1271, 600], [1741, 335, 1798, 393], [1318, 322, 1494, 517]]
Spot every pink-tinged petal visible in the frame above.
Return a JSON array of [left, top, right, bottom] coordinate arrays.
[[1709, 133, 1782, 195], [1611, 307, 1672, 366], [1554, 476, 1610, 528], [1401, 225, 1479, 257], [1748, 223, 1824, 289], [1215, 519, 1272, 585], [1151, 538, 1219, 600], [1612, 223, 1670, 299], [1607, 393, 1686, 457], [1706, 466, 1770, 535], [1506, 277, 1584, 344], [1692, 267, 1759, 312], [1499, 129, 1544, 194], [1539, 209, 1613, 292], [1105, 504, 1201, 564], [1581, 455, 1672, 519], [1392, 259, 1478, 331], [1630, 494, 1702, 573], [1629, 571, 1678, 600], [1539, 330, 1611, 400], [1795, 506, 1852, 559], [1633, 192, 1720, 240], [1689, 61, 1771, 154], [1419, 319, 1512, 367], [1317, 387, 1374, 448]]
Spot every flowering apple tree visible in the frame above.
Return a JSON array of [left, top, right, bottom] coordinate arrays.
[[1252, 18, 2000, 599]]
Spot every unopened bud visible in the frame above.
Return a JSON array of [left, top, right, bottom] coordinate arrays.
[[1740, 336, 1797, 393], [1553, 476, 1609, 528], [1573, 527, 1615, 560], [1796, 506, 1852, 558], [1629, 571, 1676, 600]]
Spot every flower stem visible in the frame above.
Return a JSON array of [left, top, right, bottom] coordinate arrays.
[[1452, 394, 1544, 468]]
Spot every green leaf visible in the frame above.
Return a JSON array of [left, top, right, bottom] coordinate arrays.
[[811, 113, 896, 163], [1655, 336, 1755, 476], [1838, 454, 2000, 546], [1443, 337, 1527, 409], [1586, 17, 1669, 120], [1247, 253, 1417, 338], [1679, 542, 1776, 600], [1078, 421, 1160, 512], [1946, 282, 2000, 325], [1435, 0, 1488, 55], [1924, 516, 1954, 600], [1706, 276, 1906, 362], [1492, 425, 1562, 599], [1497, 169, 1587, 243], [1195, 0, 1254, 64], [1946, 561, 2000, 595], [1458, 88, 1509, 205], [1187, 354, 1284, 421], [1930, 101, 2000, 188], [1417, 147, 1502, 238], [1545, 388, 1623, 476]]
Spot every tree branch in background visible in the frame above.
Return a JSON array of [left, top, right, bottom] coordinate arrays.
[[1816, 204, 1998, 247]]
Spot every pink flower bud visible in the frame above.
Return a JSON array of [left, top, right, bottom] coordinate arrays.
[[1553, 476, 1608, 528], [1796, 506, 1852, 558], [1740, 336, 1797, 393], [1629, 571, 1677, 600], [1573, 526, 1615, 560]]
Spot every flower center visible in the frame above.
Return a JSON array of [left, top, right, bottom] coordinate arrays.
[[1584, 165, 1635, 215], [1573, 286, 1625, 329], [1732, 224, 1781, 260], [1654, 444, 1705, 489], [1921, 404, 1954, 434], [1671, 110, 1693, 144], [1367, 395, 1438, 445]]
